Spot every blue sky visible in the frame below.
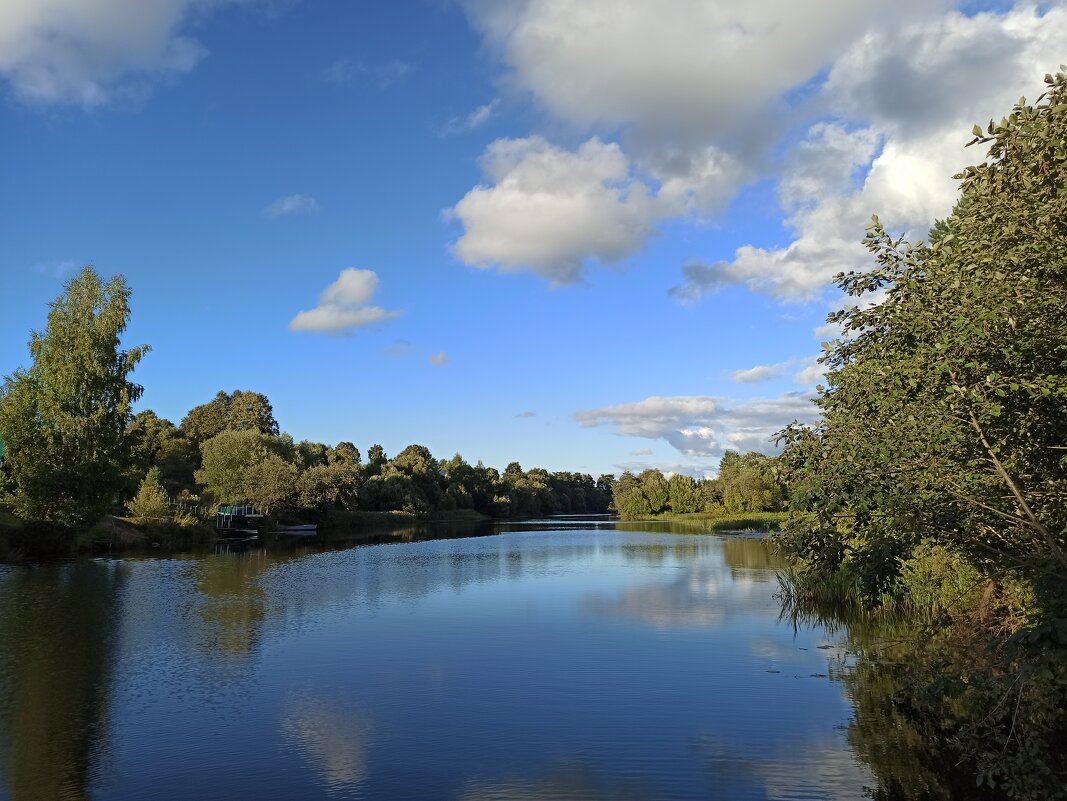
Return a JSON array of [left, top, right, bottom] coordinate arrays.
[[1, 0, 1061, 477]]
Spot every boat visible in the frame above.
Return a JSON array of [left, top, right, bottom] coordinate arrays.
[[215, 505, 262, 539], [277, 524, 318, 537]]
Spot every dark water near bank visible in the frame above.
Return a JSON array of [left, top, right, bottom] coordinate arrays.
[[0, 521, 876, 800]]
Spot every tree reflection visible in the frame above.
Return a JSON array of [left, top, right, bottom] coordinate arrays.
[[0, 563, 124, 801]]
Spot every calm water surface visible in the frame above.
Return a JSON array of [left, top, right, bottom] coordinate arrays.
[[0, 522, 874, 800]]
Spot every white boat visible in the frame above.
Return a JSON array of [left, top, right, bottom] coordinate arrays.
[[277, 524, 317, 536]]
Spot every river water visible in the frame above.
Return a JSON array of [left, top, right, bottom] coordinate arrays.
[[0, 520, 878, 800]]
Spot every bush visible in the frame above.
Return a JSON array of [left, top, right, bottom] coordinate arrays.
[[898, 541, 986, 622], [127, 468, 169, 523]]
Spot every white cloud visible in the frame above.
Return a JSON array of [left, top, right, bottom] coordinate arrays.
[[460, 0, 929, 142], [793, 358, 827, 387], [629, 447, 653, 456], [429, 352, 448, 365], [733, 354, 828, 387], [455, 2, 1065, 300], [575, 393, 818, 458], [733, 363, 789, 384], [263, 194, 318, 219], [671, 4, 1067, 303], [442, 99, 498, 135], [449, 136, 658, 283], [0, 0, 259, 106], [514, 410, 537, 418], [289, 268, 400, 334]]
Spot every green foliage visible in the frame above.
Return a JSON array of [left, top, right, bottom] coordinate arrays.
[[897, 541, 987, 623], [330, 441, 361, 465], [127, 468, 170, 524], [664, 473, 696, 514], [611, 472, 650, 519], [775, 70, 1067, 799], [718, 451, 783, 513], [778, 70, 1067, 614], [386, 444, 444, 509], [0, 267, 149, 529], [611, 454, 784, 520], [127, 410, 197, 495], [195, 429, 298, 511], [296, 462, 361, 512], [180, 389, 278, 443], [360, 473, 429, 515]]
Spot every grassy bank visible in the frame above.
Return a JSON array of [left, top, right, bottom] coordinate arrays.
[[775, 543, 1065, 800], [629, 510, 786, 533]]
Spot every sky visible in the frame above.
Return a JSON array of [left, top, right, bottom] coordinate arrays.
[[1, 0, 1063, 478]]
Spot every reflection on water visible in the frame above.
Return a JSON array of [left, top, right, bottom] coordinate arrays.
[[0, 524, 917, 800], [0, 562, 124, 801], [458, 762, 652, 801], [281, 697, 373, 794]]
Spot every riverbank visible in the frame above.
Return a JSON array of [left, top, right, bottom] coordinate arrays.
[[776, 547, 1066, 800], [628, 510, 786, 532], [0, 504, 495, 562]]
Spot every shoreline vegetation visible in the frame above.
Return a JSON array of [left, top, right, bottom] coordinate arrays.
[[628, 510, 786, 533], [769, 72, 1067, 799]]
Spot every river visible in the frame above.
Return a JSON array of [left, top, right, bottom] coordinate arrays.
[[0, 519, 881, 800]]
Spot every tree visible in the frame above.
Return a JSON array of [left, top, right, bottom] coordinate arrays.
[[777, 70, 1067, 607], [668, 473, 700, 514], [296, 462, 361, 512], [0, 267, 149, 528], [365, 444, 386, 478], [180, 391, 231, 443], [195, 429, 297, 511], [637, 469, 669, 514], [127, 467, 169, 523], [127, 410, 197, 494], [386, 444, 443, 510], [180, 389, 278, 443], [330, 442, 361, 466], [228, 390, 279, 435], [718, 451, 781, 513]]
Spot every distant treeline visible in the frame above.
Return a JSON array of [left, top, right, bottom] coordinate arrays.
[[611, 451, 784, 520], [126, 389, 615, 520]]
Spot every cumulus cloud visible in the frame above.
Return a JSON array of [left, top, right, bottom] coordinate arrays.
[[449, 136, 658, 283], [289, 268, 400, 334], [453, 2, 1065, 299], [733, 354, 827, 386], [263, 194, 318, 219], [733, 363, 789, 384], [793, 357, 827, 387], [0, 0, 257, 105], [671, 4, 1067, 303], [460, 0, 928, 142], [575, 393, 818, 458]]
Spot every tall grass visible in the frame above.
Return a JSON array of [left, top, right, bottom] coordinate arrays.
[[641, 510, 787, 532]]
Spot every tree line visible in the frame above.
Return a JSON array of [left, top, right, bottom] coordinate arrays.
[[131, 391, 617, 522], [0, 280, 616, 530], [611, 451, 784, 519]]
